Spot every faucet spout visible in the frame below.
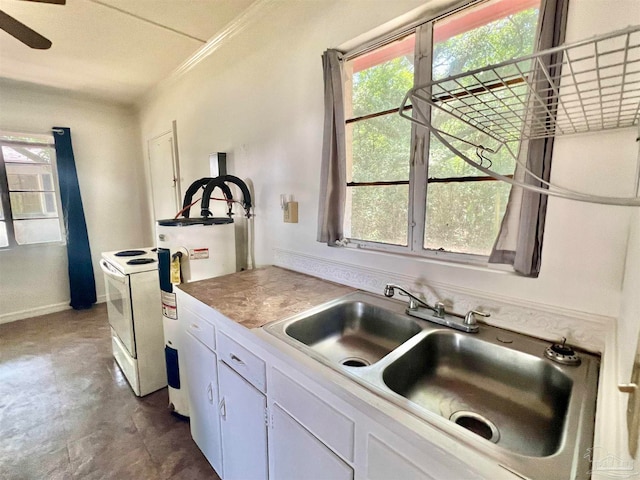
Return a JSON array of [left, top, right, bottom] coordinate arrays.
[[383, 284, 434, 311], [383, 284, 395, 298]]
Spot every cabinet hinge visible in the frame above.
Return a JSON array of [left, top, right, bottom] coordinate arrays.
[[264, 407, 269, 428]]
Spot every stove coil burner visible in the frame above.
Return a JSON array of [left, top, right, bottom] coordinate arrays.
[[115, 250, 147, 257], [126, 258, 156, 265]]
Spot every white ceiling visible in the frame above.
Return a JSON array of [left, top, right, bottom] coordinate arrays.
[[0, 0, 256, 104]]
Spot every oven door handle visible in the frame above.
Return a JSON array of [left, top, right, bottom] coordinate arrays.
[[100, 259, 127, 283]]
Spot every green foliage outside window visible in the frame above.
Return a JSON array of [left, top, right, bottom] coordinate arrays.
[[345, 5, 540, 254]]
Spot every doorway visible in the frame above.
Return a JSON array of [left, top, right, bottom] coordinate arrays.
[[148, 122, 181, 221]]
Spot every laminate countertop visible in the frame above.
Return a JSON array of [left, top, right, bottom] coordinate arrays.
[[176, 266, 356, 329]]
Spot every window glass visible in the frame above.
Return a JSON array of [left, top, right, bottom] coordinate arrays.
[[0, 224, 7, 247], [347, 115, 412, 183], [0, 199, 7, 247], [349, 35, 415, 117], [14, 218, 63, 245], [2, 145, 53, 164], [7, 163, 55, 191], [346, 185, 408, 246], [345, 34, 414, 245], [0, 132, 63, 247], [432, 0, 540, 80], [425, 180, 513, 255], [9, 192, 59, 219], [424, 0, 540, 254]]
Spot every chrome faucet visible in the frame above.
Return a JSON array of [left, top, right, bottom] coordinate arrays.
[[383, 284, 438, 314], [384, 283, 488, 333]]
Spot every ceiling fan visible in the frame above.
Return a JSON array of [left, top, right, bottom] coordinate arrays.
[[0, 0, 65, 50]]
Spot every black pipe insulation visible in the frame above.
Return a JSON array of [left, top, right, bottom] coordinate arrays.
[[181, 177, 233, 218], [200, 175, 252, 218]]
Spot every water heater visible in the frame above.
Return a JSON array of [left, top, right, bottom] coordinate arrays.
[[157, 217, 236, 417]]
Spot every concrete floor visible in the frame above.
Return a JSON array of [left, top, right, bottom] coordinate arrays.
[[0, 304, 219, 480]]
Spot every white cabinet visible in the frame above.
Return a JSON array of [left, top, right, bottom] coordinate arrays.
[[270, 367, 354, 461], [362, 426, 485, 480], [183, 330, 223, 475], [270, 403, 353, 480], [365, 434, 436, 480], [218, 361, 269, 480], [176, 288, 491, 480], [178, 290, 268, 480]]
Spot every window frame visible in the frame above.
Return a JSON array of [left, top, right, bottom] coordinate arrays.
[[339, 0, 540, 264], [0, 132, 66, 249]]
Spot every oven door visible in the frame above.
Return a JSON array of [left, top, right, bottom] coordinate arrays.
[[100, 259, 136, 357]]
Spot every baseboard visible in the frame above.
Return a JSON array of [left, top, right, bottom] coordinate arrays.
[[0, 294, 107, 324], [273, 248, 613, 353]]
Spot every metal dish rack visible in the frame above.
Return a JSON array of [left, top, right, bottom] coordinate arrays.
[[399, 25, 640, 206]]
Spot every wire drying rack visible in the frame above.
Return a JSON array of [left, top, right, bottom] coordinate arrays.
[[399, 25, 640, 206]]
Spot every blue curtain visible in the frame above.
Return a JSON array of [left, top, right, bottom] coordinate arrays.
[[53, 127, 97, 310]]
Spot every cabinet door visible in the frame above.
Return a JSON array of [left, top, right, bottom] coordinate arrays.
[[366, 434, 431, 480], [218, 362, 268, 480], [270, 403, 353, 480], [184, 332, 223, 475]]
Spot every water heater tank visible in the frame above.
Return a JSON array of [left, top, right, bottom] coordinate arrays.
[[156, 217, 237, 417]]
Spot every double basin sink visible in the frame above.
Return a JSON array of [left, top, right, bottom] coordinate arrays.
[[264, 291, 600, 480]]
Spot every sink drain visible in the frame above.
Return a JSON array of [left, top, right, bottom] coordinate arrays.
[[450, 411, 500, 443], [340, 357, 370, 367]]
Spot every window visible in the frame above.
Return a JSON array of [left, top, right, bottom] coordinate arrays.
[[342, 0, 541, 258], [0, 131, 64, 247]]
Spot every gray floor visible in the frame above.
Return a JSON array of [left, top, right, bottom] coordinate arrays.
[[0, 304, 219, 480]]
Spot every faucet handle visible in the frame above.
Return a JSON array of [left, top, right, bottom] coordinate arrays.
[[433, 302, 446, 318], [408, 298, 420, 310], [464, 310, 490, 325]]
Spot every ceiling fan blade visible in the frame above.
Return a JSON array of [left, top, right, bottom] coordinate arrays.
[[0, 10, 52, 49], [18, 0, 66, 4]]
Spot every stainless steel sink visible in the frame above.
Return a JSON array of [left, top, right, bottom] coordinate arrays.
[[382, 331, 572, 457], [264, 291, 600, 480], [284, 301, 422, 367]]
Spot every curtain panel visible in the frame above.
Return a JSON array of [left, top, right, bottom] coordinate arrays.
[[488, 0, 570, 277], [53, 127, 97, 310], [317, 49, 347, 245]]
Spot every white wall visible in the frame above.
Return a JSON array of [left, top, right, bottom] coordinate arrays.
[[138, 0, 639, 321], [0, 80, 151, 321]]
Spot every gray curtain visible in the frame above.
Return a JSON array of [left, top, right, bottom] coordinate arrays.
[[489, 0, 569, 277], [317, 49, 346, 244]]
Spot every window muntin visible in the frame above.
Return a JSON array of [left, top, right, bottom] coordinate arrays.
[[343, 0, 541, 257], [0, 132, 64, 247]]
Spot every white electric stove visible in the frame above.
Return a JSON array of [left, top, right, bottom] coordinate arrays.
[[100, 247, 166, 396]]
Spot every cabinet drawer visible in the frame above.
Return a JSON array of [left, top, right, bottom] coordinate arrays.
[[218, 332, 266, 392], [272, 367, 355, 462], [184, 307, 216, 351]]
